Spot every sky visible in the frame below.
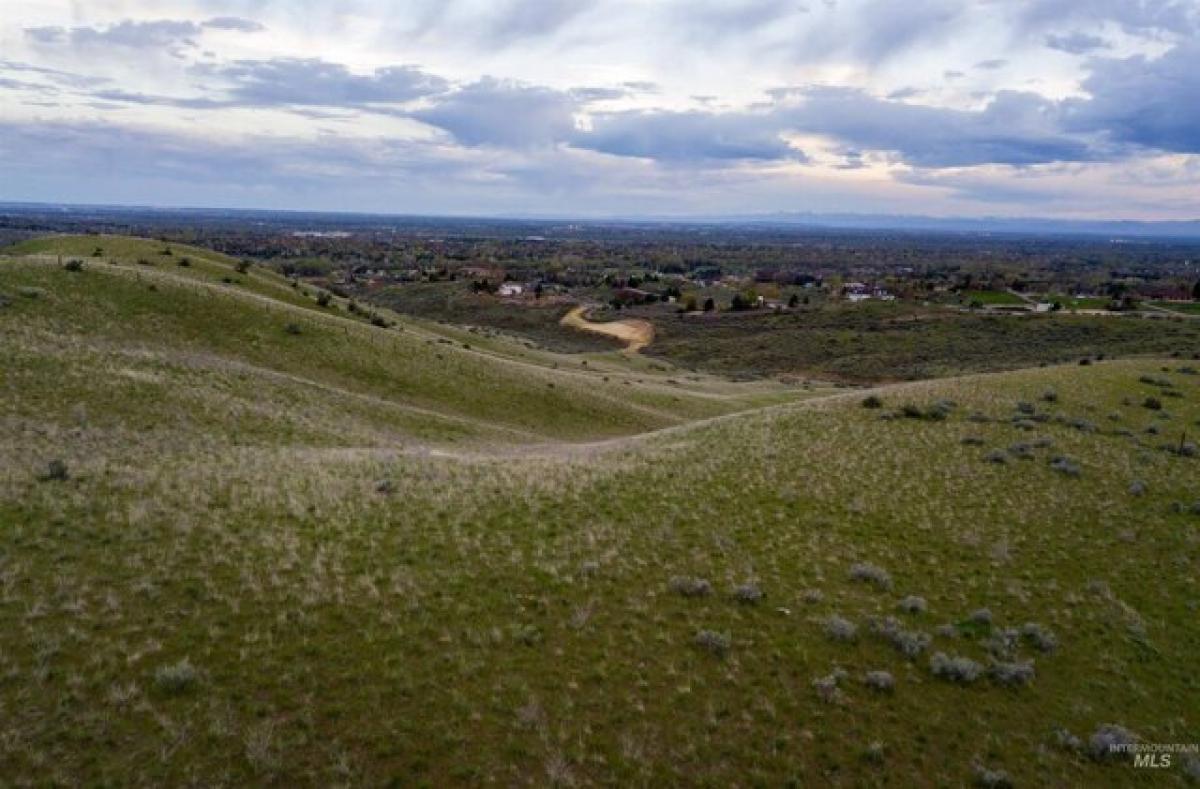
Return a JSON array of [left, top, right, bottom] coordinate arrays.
[[1, 0, 1199, 220]]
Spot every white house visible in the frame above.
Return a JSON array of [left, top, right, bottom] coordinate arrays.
[[498, 283, 525, 297]]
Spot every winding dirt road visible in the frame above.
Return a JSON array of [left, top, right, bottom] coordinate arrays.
[[561, 305, 655, 352]]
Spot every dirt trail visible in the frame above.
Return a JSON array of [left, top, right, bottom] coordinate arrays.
[[561, 305, 654, 352]]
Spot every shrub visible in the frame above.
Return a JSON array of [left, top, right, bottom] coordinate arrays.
[[961, 436, 985, 446], [973, 765, 1013, 788], [136, 257, 152, 265], [284, 323, 302, 335], [801, 589, 824, 604], [1016, 401, 1035, 415], [871, 616, 931, 658], [862, 741, 886, 764], [1054, 728, 1083, 751], [1088, 724, 1137, 761], [897, 595, 927, 614], [1007, 442, 1034, 460], [154, 658, 198, 694], [370, 315, 388, 328], [1041, 389, 1058, 403], [177, 257, 191, 267], [1066, 417, 1096, 432], [863, 670, 894, 692], [693, 630, 731, 658], [984, 450, 1008, 464], [669, 576, 712, 597], [17, 286, 46, 299], [1128, 480, 1147, 497], [1020, 622, 1058, 653], [733, 583, 764, 604], [812, 669, 847, 703], [823, 615, 857, 642], [849, 562, 892, 590], [39, 459, 69, 482], [989, 659, 1035, 687], [929, 652, 983, 683], [63, 258, 84, 272], [969, 608, 993, 625], [316, 291, 333, 308], [235, 260, 252, 274], [1143, 396, 1163, 410], [1049, 456, 1082, 477], [861, 394, 883, 409], [983, 627, 1019, 658]]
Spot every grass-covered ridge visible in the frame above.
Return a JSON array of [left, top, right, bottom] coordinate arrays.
[[1, 237, 1198, 785]]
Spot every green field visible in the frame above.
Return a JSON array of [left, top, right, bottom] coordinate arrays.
[[1045, 294, 1116, 311], [1153, 301, 1200, 316], [962, 289, 1026, 306], [640, 301, 1200, 381], [2, 237, 1199, 785]]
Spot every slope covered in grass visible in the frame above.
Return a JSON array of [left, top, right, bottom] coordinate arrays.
[[1, 239, 811, 446], [1, 239, 1199, 785]]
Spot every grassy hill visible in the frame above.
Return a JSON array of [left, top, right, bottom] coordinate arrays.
[[2, 236, 1198, 785]]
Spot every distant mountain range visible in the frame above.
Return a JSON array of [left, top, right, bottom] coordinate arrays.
[[3, 201, 1200, 240], [704, 212, 1200, 239]]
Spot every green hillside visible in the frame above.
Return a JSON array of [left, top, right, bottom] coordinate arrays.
[[1, 237, 1198, 785]]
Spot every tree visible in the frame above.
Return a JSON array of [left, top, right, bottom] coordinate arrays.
[[703, 297, 715, 312], [787, 293, 800, 309], [1193, 280, 1200, 301]]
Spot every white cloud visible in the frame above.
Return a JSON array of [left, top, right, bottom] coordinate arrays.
[[1, 0, 1198, 218]]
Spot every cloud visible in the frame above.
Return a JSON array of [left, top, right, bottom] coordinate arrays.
[[482, 0, 592, 44], [578, 108, 802, 162], [413, 78, 578, 147], [26, 19, 202, 48], [778, 87, 1094, 167], [202, 17, 266, 33], [1017, 0, 1198, 36], [1064, 41, 1200, 154], [0, 59, 108, 88], [209, 59, 446, 107], [975, 59, 1008, 70], [1044, 31, 1111, 54], [92, 58, 448, 110], [24, 17, 264, 50]]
